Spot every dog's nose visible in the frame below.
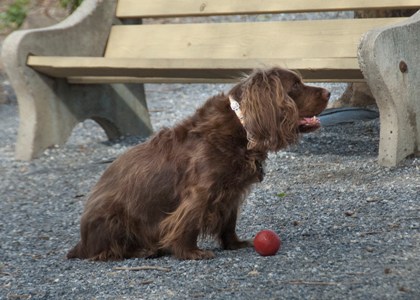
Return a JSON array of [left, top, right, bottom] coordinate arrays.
[[322, 89, 331, 100]]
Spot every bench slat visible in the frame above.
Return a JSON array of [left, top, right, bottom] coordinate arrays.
[[27, 57, 362, 83], [68, 77, 243, 84], [105, 18, 406, 60], [117, 0, 420, 18], [67, 75, 364, 84]]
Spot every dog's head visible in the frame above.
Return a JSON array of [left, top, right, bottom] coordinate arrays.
[[229, 67, 330, 152]]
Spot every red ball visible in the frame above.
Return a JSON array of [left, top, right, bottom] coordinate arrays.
[[254, 230, 281, 256]]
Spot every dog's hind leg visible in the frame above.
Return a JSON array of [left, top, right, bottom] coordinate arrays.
[[66, 241, 86, 259]]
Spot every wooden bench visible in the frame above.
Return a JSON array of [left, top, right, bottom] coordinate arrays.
[[2, 0, 420, 166]]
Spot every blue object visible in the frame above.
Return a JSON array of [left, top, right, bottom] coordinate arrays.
[[319, 107, 379, 127]]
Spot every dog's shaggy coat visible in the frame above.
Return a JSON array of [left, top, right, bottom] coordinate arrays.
[[67, 67, 330, 260]]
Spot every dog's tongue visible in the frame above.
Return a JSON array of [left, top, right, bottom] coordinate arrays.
[[298, 116, 321, 133]]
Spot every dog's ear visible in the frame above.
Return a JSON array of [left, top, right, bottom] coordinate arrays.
[[239, 69, 299, 152]]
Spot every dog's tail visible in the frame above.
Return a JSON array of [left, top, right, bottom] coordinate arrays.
[[66, 241, 86, 259]]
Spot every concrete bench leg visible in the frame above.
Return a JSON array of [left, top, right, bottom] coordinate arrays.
[[1, 0, 153, 160], [2, 71, 152, 161], [358, 11, 420, 166]]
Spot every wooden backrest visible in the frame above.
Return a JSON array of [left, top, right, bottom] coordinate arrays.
[[116, 0, 420, 18], [105, 1, 419, 61], [104, 18, 405, 59]]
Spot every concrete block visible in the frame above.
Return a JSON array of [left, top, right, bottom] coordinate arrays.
[[1, 0, 152, 160], [358, 11, 420, 166]]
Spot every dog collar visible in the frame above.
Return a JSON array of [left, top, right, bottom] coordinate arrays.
[[228, 96, 256, 148], [229, 96, 245, 125]]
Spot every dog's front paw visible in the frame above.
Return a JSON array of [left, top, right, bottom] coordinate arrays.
[[223, 239, 253, 250], [175, 249, 215, 260]]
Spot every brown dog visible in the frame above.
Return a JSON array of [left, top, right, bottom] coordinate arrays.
[[67, 67, 330, 260]]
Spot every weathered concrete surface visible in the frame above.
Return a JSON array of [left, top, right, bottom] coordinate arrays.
[[358, 11, 420, 166], [1, 0, 152, 160]]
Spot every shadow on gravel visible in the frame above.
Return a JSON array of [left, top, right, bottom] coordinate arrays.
[[289, 121, 380, 157]]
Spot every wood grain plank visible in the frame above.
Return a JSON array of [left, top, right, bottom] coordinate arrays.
[[117, 0, 420, 18], [104, 18, 406, 59], [68, 76, 240, 84], [67, 76, 365, 84], [27, 56, 362, 82]]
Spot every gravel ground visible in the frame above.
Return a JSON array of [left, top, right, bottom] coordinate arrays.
[[1, 9, 419, 300], [0, 81, 419, 300]]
